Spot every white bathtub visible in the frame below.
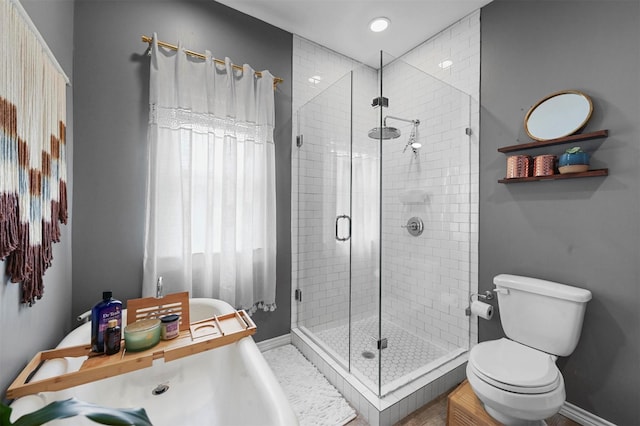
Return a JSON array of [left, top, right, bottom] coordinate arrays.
[[10, 298, 298, 426]]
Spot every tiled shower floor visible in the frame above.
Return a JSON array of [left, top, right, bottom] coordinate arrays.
[[313, 316, 448, 391]]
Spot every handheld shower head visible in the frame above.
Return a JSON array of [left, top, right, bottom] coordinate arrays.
[[402, 121, 421, 157]]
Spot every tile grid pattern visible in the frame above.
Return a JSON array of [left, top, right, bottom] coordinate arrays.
[[314, 317, 448, 390], [378, 10, 480, 352], [379, 63, 472, 351], [397, 11, 482, 349], [293, 329, 468, 426]]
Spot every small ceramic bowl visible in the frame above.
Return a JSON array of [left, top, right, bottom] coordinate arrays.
[[124, 318, 161, 352], [558, 151, 590, 174]]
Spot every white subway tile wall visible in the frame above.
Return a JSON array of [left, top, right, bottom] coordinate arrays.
[[400, 14, 481, 349], [291, 10, 480, 419], [380, 58, 472, 352]]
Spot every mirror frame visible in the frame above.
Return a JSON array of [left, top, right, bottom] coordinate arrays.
[[524, 90, 593, 141]]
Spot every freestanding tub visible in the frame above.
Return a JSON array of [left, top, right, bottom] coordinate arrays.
[[10, 298, 298, 425]]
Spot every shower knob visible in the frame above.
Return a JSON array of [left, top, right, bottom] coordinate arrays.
[[401, 217, 424, 237]]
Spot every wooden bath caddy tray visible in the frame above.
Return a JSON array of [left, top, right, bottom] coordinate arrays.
[[7, 293, 256, 399]]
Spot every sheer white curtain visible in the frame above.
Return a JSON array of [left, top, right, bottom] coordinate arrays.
[[143, 34, 277, 313], [351, 152, 379, 259]]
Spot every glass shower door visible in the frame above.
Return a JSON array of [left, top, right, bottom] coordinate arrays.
[[294, 72, 353, 372], [346, 62, 383, 394], [293, 49, 474, 399]]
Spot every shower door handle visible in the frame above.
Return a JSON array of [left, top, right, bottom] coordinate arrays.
[[335, 215, 351, 241]]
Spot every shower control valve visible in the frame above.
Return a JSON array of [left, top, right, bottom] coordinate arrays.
[[401, 217, 424, 237]]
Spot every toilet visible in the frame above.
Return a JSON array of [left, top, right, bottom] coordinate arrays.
[[466, 274, 592, 425]]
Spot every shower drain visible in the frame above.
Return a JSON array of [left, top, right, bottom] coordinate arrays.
[[152, 383, 169, 395], [362, 351, 376, 359]]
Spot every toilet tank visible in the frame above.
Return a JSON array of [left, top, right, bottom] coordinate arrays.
[[494, 274, 592, 357]]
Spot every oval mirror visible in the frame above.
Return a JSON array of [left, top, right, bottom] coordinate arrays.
[[524, 90, 593, 141]]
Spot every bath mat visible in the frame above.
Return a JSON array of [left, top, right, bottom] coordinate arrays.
[[263, 344, 357, 426]]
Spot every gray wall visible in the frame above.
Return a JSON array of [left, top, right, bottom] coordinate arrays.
[[480, 1, 640, 424], [0, 0, 74, 398], [72, 0, 292, 342]]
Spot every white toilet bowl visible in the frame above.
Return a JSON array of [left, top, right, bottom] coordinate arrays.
[[466, 275, 591, 425], [466, 338, 566, 425]]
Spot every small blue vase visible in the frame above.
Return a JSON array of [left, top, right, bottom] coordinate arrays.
[[558, 152, 590, 174]]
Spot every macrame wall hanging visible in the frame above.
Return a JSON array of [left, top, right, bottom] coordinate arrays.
[[1, 0, 69, 305]]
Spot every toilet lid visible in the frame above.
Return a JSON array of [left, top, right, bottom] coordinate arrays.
[[469, 338, 561, 394]]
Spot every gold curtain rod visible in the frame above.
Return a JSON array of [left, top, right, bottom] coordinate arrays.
[[141, 35, 283, 88]]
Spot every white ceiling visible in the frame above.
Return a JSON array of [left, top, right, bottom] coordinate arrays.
[[215, 0, 492, 68]]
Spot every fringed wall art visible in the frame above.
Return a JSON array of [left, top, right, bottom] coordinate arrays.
[[1, 0, 69, 305]]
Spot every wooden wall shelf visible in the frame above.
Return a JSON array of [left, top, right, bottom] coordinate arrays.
[[497, 129, 608, 153], [497, 129, 609, 184], [499, 168, 608, 183]]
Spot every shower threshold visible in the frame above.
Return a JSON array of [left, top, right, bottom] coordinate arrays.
[[291, 327, 468, 425], [298, 316, 467, 397]]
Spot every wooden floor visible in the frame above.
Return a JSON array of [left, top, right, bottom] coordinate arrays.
[[347, 383, 580, 426], [394, 391, 450, 426]]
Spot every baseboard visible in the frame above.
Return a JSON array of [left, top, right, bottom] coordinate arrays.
[[560, 402, 616, 426], [256, 333, 291, 352]]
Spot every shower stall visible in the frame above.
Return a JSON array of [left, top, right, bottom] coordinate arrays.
[[292, 52, 473, 405]]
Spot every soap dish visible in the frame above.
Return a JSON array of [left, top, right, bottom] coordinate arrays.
[[398, 189, 429, 204], [190, 317, 223, 339]]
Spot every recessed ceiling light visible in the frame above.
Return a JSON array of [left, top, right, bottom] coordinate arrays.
[[308, 75, 322, 84], [369, 17, 390, 33], [438, 59, 453, 69]]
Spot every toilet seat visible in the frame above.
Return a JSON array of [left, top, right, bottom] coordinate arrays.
[[469, 338, 561, 394]]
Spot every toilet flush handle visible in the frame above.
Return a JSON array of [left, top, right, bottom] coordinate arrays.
[[493, 287, 509, 295]]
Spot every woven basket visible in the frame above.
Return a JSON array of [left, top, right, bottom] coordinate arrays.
[[506, 155, 532, 178], [534, 155, 556, 177]]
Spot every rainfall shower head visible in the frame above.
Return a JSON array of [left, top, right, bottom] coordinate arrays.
[[368, 115, 420, 145], [368, 126, 401, 140]]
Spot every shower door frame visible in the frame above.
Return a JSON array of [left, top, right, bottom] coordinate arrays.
[[294, 69, 355, 377], [294, 49, 474, 398], [294, 68, 387, 396]]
